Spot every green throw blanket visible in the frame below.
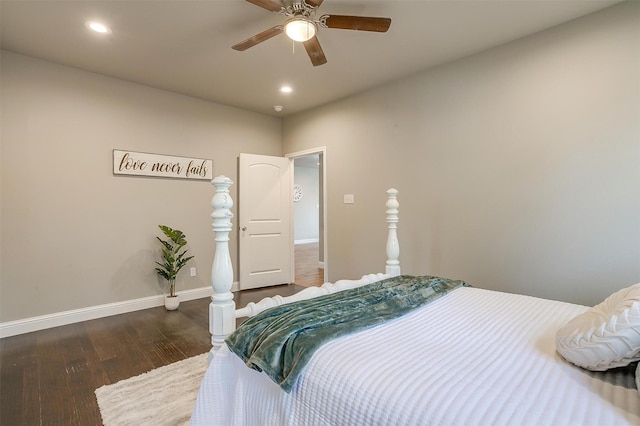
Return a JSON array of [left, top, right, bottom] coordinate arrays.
[[226, 275, 469, 392]]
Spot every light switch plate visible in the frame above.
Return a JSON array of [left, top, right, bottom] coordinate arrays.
[[344, 194, 354, 204]]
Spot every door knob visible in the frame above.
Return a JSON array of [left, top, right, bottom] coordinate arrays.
[[241, 226, 247, 231]]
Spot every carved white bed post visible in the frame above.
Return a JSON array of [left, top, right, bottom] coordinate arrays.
[[385, 188, 400, 277], [206, 184, 400, 352], [209, 175, 235, 359]]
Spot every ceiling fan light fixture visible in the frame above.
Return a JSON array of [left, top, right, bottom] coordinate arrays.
[[284, 18, 316, 42], [85, 21, 111, 34]]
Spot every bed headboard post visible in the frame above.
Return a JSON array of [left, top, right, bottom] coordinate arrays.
[[209, 175, 235, 358], [385, 188, 400, 277]]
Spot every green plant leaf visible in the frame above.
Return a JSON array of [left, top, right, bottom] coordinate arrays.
[[155, 225, 194, 291], [156, 237, 173, 252]]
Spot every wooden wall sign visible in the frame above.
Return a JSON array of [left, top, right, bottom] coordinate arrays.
[[113, 150, 213, 180]]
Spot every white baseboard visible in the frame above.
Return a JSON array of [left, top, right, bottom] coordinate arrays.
[[294, 238, 319, 245], [0, 282, 239, 338], [318, 261, 325, 270]]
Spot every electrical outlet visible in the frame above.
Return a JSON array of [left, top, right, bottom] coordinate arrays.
[[190, 267, 196, 277]]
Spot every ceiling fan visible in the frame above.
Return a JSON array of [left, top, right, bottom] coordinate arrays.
[[232, 0, 391, 66]]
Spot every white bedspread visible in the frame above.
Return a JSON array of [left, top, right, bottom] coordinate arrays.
[[191, 287, 640, 425]]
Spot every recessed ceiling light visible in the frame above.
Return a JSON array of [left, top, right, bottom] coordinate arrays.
[[280, 86, 293, 94], [85, 21, 112, 34]]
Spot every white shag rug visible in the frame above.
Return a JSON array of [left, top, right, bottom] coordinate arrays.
[[95, 353, 208, 426]]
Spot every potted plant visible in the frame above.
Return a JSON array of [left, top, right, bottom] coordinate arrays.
[[155, 225, 194, 310]]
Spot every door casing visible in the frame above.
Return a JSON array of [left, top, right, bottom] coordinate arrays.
[[286, 146, 328, 282]]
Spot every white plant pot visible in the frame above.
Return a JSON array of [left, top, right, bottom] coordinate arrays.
[[164, 295, 180, 311]]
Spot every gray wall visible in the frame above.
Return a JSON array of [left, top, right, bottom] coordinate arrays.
[[0, 51, 282, 322], [2, 2, 638, 326], [294, 164, 320, 242], [282, 1, 640, 306]]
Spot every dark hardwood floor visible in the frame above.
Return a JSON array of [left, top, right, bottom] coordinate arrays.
[[0, 284, 306, 426], [0, 245, 324, 425]]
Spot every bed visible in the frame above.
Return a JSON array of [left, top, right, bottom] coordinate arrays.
[[191, 175, 640, 425]]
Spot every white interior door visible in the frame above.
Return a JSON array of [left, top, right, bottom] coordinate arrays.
[[239, 153, 293, 290]]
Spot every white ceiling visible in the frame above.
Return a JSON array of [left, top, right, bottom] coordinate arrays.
[[0, 0, 622, 117]]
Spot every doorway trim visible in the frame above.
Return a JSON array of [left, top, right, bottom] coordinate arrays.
[[285, 146, 328, 282]]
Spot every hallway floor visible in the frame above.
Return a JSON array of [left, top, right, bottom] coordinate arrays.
[[294, 242, 324, 287]]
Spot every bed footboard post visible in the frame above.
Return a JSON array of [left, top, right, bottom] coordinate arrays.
[[385, 188, 400, 277], [210, 175, 235, 360]]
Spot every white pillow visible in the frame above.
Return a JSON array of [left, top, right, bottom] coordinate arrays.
[[556, 283, 640, 371]]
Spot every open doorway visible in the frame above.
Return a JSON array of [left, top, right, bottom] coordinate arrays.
[[287, 147, 326, 287]]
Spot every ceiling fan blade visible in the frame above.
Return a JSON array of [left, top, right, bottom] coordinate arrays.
[[321, 15, 391, 32], [232, 26, 284, 51], [304, 0, 324, 7], [246, 0, 283, 12], [303, 36, 327, 66]]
